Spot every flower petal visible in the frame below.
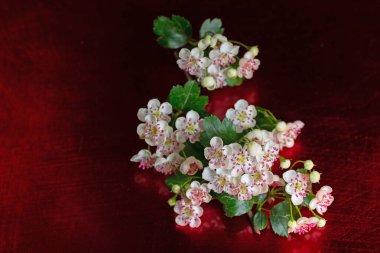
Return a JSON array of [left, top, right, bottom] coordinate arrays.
[[283, 170, 296, 183], [291, 194, 304, 206], [210, 136, 223, 149], [202, 167, 216, 181], [234, 99, 249, 110], [179, 48, 190, 59], [309, 198, 318, 210], [147, 99, 160, 110], [186, 110, 199, 121]]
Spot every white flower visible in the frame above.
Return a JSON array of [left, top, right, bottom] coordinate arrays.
[[209, 41, 239, 67], [237, 52, 260, 79], [283, 170, 310, 205], [174, 198, 204, 228], [137, 99, 172, 122], [209, 34, 228, 48], [245, 129, 273, 146], [176, 48, 211, 77], [288, 217, 319, 235], [273, 120, 305, 148], [226, 99, 257, 133], [259, 141, 280, 170], [137, 115, 170, 146], [202, 167, 236, 194], [204, 137, 231, 170], [236, 174, 255, 200], [186, 181, 212, 206], [309, 186, 334, 215], [248, 167, 274, 195], [154, 153, 184, 175], [156, 129, 184, 156], [206, 64, 227, 89], [130, 149, 158, 170], [229, 143, 254, 176], [175, 110, 204, 143], [180, 156, 203, 175]]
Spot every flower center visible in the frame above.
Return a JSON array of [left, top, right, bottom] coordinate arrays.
[[236, 111, 247, 122], [186, 123, 196, 134]]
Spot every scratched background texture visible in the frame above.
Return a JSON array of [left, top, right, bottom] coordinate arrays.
[[0, 0, 379, 252]]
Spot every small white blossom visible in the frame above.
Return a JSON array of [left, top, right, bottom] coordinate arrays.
[[174, 198, 204, 228], [137, 115, 170, 146], [137, 99, 172, 122], [154, 153, 184, 175], [288, 217, 319, 235], [229, 143, 254, 176], [226, 99, 257, 133], [237, 51, 260, 79], [209, 41, 239, 67], [175, 110, 204, 143], [156, 129, 184, 156], [309, 186, 334, 215], [177, 47, 211, 77], [180, 156, 203, 175], [130, 149, 158, 170], [186, 181, 212, 206], [273, 120, 305, 148], [206, 64, 227, 89], [283, 170, 310, 205], [204, 137, 232, 170]]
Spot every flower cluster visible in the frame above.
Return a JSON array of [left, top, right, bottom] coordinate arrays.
[[177, 34, 260, 90], [131, 15, 334, 237]]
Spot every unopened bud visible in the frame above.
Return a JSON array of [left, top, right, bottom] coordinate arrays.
[[276, 121, 287, 132], [304, 160, 314, 170], [288, 220, 297, 228], [202, 76, 216, 90], [310, 171, 321, 183], [280, 159, 291, 169], [168, 196, 176, 206], [250, 46, 259, 57], [171, 184, 181, 194], [247, 141, 263, 157], [227, 68, 238, 78], [317, 218, 326, 227]]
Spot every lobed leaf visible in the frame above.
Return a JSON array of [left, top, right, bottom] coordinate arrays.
[[168, 81, 208, 114], [213, 192, 256, 217], [254, 211, 268, 231], [270, 200, 291, 237], [153, 15, 192, 49], [199, 18, 224, 38]]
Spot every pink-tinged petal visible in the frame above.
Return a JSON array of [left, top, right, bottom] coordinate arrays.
[[160, 102, 172, 115], [175, 215, 188, 226], [190, 47, 203, 59], [225, 108, 235, 120], [210, 136, 223, 149], [177, 59, 187, 70], [247, 105, 257, 117], [241, 174, 253, 185], [234, 99, 249, 110], [186, 110, 200, 121], [175, 117, 187, 130], [147, 99, 160, 110], [209, 49, 220, 60], [202, 167, 216, 181], [284, 138, 295, 148], [189, 217, 201, 228], [320, 185, 333, 193], [175, 131, 187, 144], [308, 217, 319, 224], [178, 48, 190, 59], [220, 41, 233, 53], [137, 108, 148, 122], [137, 123, 145, 137], [192, 206, 203, 216], [283, 170, 296, 183], [291, 194, 304, 206], [285, 184, 295, 195], [190, 181, 201, 189], [316, 205, 327, 215], [309, 198, 318, 210], [235, 125, 244, 134], [198, 57, 211, 68], [231, 168, 243, 178]]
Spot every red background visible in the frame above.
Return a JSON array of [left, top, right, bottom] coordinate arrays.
[[0, 1, 379, 252]]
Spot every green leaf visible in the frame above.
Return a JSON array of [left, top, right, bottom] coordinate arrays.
[[255, 106, 280, 131], [254, 211, 268, 231], [153, 15, 192, 49], [165, 172, 203, 189], [199, 18, 224, 38], [213, 192, 255, 217], [168, 81, 208, 114], [302, 194, 314, 207], [270, 200, 291, 237], [252, 193, 267, 204], [200, 115, 244, 147], [183, 142, 208, 166], [226, 76, 244, 87], [297, 168, 309, 174]]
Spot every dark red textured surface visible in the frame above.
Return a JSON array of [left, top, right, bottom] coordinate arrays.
[[0, 1, 379, 252]]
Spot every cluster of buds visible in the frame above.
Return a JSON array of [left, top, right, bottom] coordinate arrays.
[[177, 34, 260, 90]]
